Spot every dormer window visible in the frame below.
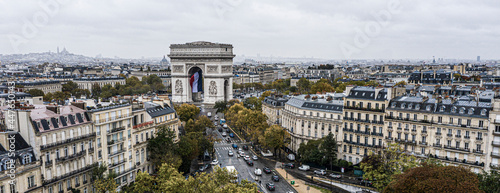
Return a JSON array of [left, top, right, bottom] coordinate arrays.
[[459, 107, 465, 114], [362, 93, 365, 96], [401, 103, 406, 109], [415, 104, 420, 110], [22, 154, 32, 164], [451, 107, 457, 113], [481, 109, 487, 116], [392, 103, 397, 108], [426, 105, 431, 111], [440, 106, 445, 112], [468, 108, 474, 115], [408, 104, 413, 109]]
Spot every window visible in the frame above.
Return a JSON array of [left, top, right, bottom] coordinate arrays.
[[467, 119, 471, 126], [9, 184, 15, 193], [449, 117, 453, 124], [479, 121, 484, 128], [27, 175, 35, 188], [438, 116, 442, 123], [426, 105, 431, 111], [481, 109, 487, 116], [468, 108, 474, 115]]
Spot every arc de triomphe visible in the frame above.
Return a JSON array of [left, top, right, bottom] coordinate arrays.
[[169, 41, 234, 104]]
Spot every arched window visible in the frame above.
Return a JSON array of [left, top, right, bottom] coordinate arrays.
[[440, 106, 445, 112], [468, 108, 474, 115], [451, 106, 457, 113], [481, 109, 487, 116], [459, 107, 465, 114], [408, 104, 413, 109], [415, 104, 421, 110], [391, 103, 397, 108], [401, 103, 406, 109], [426, 105, 431, 111]]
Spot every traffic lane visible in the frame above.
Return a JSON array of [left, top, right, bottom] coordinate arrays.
[[287, 167, 365, 186], [252, 158, 295, 193]]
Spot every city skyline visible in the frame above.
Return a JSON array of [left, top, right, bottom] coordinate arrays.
[[1, 0, 499, 60]]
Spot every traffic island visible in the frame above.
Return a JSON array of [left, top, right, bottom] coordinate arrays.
[[274, 168, 322, 193]]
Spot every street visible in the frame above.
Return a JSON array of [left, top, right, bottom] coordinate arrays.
[[209, 121, 295, 193]]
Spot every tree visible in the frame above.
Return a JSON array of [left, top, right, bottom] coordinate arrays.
[[52, 91, 70, 105], [91, 83, 101, 97], [394, 81, 407, 87], [320, 133, 337, 169], [453, 73, 462, 81], [184, 116, 214, 133], [311, 82, 335, 94], [91, 164, 118, 193], [478, 170, 500, 193], [384, 163, 483, 193], [132, 163, 258, 193], [214, 100, 228, 114], [62, 81, 79, 93], [27, 89, 44, 97], [259, 90, 273, 101], [360, 143, 421, 191], [259, 125, 289, 159], [243, 97, 262, 111], [175, 103, 200, 122], [147, 126, 181, 169], [297, 78, 310, 93], [298, 139, 323, 165]]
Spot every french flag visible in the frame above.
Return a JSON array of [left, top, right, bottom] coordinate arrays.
[[190, 72, 203, 93]]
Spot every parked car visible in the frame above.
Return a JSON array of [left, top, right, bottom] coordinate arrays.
[[284, 163, 295, 169], [242, 145, 249, 150], [298, 165, 310, 171], [263, 167, 272, 174], [254, 168, 262, 176], [314, 170, 326, 175], [211, 159, 219, 165], [272, 175, 280, 182], [246, 160, 254, 166], [329, 173, 342, 179], [229, 133, 234, 138], [228, 150, 234, 156], [266, 182, 275, 191], [252, 155, 258, 160], [222, 132, 227, 137], [232, 144, 238, 149]]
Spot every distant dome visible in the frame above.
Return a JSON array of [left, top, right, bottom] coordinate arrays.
[[160, 55, 169, 65]]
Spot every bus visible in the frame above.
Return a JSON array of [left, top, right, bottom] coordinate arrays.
[[220, 119, 226, 125], [226, 166, 238, 183]]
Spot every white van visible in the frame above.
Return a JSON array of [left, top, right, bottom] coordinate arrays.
[[207, 112, 212, 117], [298, 165, 310, 171]]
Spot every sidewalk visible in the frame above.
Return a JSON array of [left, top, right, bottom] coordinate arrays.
[[275, 168, 322, 193]]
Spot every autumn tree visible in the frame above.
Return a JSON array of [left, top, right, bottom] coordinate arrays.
[[384, 163, 483, 193], [259, 125, 290, 159], [311, 81, 335, 93], [243, 97, 262, 111], [27, 89, 44, 97], [132, 164, 258, 193], [184, 115, 214, 133], [394, 81, 407, 87], [259, 90, 273, 101], [360, 143, 420, 191], [175, 103, 200, 122]]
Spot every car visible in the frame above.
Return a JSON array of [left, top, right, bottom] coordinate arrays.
[[244, 155, 250, 161], [266, 182, 275, 191], [223, 124, 228, 128], [229, 133, 234, 138], [218, 127, 222, 132], [254, 168, 262, 176], [207, 112, 212, 117], [242, 145, 249, 150], [228, 150, 234, 156], [252, 155, 258, 160], [232, 144, 238, 149], [314, 170, 326, 175], [329, 173, 342, 179], [238, 148, 243, 152], [222, 132, 227, 137], [284, 163, 295, 169], [246, 160, 254, 166], [298, 165, 310, 171], [211, 159, 219, 165], [272, 175, 279, 182], [226, 138, 231, 143], [263, 167, 272, 174]]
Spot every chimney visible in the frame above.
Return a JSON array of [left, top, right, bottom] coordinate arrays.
[[47, 105, 60, 114], [71, 102, 86, 110]]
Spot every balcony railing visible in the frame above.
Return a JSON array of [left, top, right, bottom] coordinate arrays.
[[433, 143, 442, 148], [419, 141, 427, 145], [41, 133, 96, 150], [429, 154, 484, 167], [344, 106, 385, 112], [492, 141, 500, 147], [45, 160, 53, 166], [110, 159, 127, 168], [108, 138, 125, 146], [473, 149, 484, 154], [114, 166, 137, 177], [95, 113, 132, 124], [43, 163, 98, 185], [476, 137, 483, 141], [491, 163, 500, 170], [493, 131, 500, 136], [107, 126, 126, 134], [109, 149, 126, 157], [435, 132, 441, 136], [464, 136, 470, 139], [491, 152, 500, 158], [455, 135, 461, 138], [443, 145, 470, 153], [447, 134, 453, 137]]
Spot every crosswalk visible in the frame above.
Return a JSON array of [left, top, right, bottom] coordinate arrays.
[[215, 146, 234, 151], [214, 140, 241, 144]]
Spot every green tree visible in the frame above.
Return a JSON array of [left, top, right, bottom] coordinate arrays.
[[175, 103, 201, 122], [385, 163, 482, 193], [91, 83, 101, 97], [297, 78, 311, 93], [214, 100, 228, 114], [453, 73, 462, 81], [310, 81, 335, 94], [62, 81, 79, 93], [394, 81, 407, 87], [297, 139, 323, 165], [243, 97, 262, 111], [259, 90, 273, 101], [147, 126, 181, 169], [320, 133, 337, 169], [478, 170, 500, 193], [184, 116, 214, 133], [52, 91, 70, 105], [360, 143, 421, 191], [259, 125, 290, 159], [132, 164, 258, 193], [91, 164, 118, 193], [27, 89, 44, 97]]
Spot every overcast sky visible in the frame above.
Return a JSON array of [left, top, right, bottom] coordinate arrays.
[[1, 0, 499, 60]]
